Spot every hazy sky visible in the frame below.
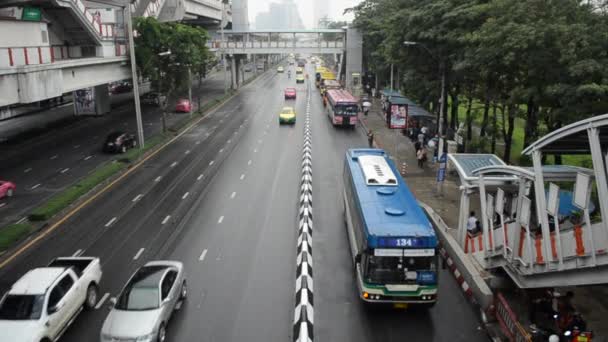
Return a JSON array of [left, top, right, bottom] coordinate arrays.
[[247, 0, 362, 28]]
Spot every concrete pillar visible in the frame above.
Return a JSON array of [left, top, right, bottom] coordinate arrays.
[[94, 84, 111, 115], [231, 57, 237, 89]]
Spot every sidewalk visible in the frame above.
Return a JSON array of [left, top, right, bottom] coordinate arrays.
[[359, 99, 608, 340]]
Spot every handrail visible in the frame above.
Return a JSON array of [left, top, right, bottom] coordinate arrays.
[[142, 0, 166, 18], [63, 0, 116, 40]]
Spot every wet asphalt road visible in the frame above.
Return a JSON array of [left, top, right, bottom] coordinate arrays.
[[0, 63, 487, 342]]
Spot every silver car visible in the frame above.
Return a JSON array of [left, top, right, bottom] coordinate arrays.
[[100, 261, 186, 342]]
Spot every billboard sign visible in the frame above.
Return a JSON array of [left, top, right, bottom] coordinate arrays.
[[388, 104, 407, 129]]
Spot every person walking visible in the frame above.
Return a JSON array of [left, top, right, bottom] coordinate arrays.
[[417, 146, 427, 168], [467, 211, 479, 235], [367, 130, 374, 148]]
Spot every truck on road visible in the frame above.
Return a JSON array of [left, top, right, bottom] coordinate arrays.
[[0, 257, 103, 342]]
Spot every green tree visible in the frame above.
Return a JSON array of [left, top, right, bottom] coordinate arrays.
[[134, 17, 211, 131]]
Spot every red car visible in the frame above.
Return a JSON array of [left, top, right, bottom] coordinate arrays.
[[0, 180, 16, 199], [284, 87, 296, 100], [175, 99, 192, 113]]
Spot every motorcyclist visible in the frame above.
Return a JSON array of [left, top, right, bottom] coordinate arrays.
[[288, 70, 291, 79]]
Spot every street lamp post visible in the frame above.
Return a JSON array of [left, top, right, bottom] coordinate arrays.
[[403, 41, 446, 160], [124, 4, 144, 149], [221, 1, 228, 94]]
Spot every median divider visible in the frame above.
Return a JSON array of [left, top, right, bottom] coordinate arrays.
[[0, 72, 266, 257]]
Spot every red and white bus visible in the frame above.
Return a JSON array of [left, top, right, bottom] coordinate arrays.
[[326, 89, 359, 127]]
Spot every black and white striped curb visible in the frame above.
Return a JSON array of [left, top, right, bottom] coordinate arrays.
[[294, 82, 314, 342]]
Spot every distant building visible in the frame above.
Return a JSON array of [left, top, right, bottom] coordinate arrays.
[[254, 0, 304, 30], [231, 0, 249, 31], [313, 0, 330, 28]]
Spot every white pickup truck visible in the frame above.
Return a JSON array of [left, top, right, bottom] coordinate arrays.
[[0, 257, 103, 342]]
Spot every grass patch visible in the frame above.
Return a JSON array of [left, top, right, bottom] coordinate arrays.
[[0, 223, 34, 252]]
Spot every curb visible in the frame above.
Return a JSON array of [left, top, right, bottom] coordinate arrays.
[[439, 247, 474, 299], [293, 82, 314, 342]]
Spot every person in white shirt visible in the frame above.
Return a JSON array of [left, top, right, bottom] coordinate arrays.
[[467, 211, 479, 235]]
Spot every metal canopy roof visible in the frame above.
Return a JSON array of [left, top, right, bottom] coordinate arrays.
[[472, 164, 595, 182], [522, 113, 608, 155], [448, 154, 516, 185]]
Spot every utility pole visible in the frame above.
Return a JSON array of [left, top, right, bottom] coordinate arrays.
[[390, 63, 394, 90], [221, 1, 228, 94], [125, 5, 144, 149], [437, 62, 446, 160], [188, 66, 193, 118]]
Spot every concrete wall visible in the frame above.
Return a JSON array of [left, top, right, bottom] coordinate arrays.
[[0, 20, 49, 48]]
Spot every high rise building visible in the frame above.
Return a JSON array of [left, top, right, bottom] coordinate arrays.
[[313, 0, 330, 28], [231, 0, 249, 31], [254, 0, 304, 30]]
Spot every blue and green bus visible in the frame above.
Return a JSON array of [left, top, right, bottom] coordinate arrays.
[[343, 148, 438, 307]]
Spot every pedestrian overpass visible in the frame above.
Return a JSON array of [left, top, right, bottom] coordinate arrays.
[[209, 29, 347, 55], [448, 114, 608, 288]]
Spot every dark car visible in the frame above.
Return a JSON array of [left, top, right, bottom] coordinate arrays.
[[110, 82, 132, 94], [103, 132, 137, 153], [141, 92, 167, 107]]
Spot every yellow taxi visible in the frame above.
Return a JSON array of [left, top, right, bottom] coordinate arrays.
[[296, 74, 305, 83], [296, 67, 304, 74], [279, 106, 296, 124]]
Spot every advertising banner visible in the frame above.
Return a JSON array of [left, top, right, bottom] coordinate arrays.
[[388, 104, 407, 129], [73, 88, 97, 115]]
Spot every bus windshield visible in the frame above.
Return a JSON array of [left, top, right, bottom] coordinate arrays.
[[335, 105, 358, 116], [364, 255, 436, 284]]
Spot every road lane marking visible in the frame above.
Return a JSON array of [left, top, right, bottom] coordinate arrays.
[[185, 150, 191, 155], [0, 90, 236, 271], [162, 215, 171, 224], [74, 145, 80, 149], [209, 160, 214, 166], [234, 131, 237, 135], [206, 133, 211, 137], [248, 160, 252, 165], [218, 216, 224, 224], [105, 217, 117, 227], [84, 155, 93, 161], [240, 174, 245, 180], [230, 192, 236, 199], [24, 168, 32, 173], [0, 203, 5, 208], [258, 139, 262, 144], [182, 192, 189, 200], [155, 176, 162, 182], [219, 148, 224, 153], [213, 126, 218, 130], [196, 140, 201, 145], [72, 249, 83, 257], [170, 161, 178, 168], [219, 119, 223, 123], [197, 174, 204, 181], [50, 155, 58, 160], [132, 194, 143, 202], [199, 249, 208, 261], [16, 217, 26, 224], [227, 139, 231, 144], [60, 168, 70, 174], [133, 248, 145, 260], [95, 293, 110, 310], [30, 184, 41, 190], [253, 148, 257, 153]]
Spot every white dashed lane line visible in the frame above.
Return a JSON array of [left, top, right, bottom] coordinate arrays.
[[218, 216, 224, 224], [74, 145, 80, 149], [84, 155, 93, 161], [155, 176, 162, 182], [230, 192, 236, 199], [248, 160, 252, 165], [182, 192, 189, 200], [105, 217, 117, 227], [227, 139, 231, 144], [30, 184, 41, 190], [209, 160, 214, 166], [197, 174, 204, 181], [16, 217, 26, 224], [72, 249, 83, 257], [253, 148, 258, 153], [50, 155, 58, 160], [219, 148, 224, 153], [199, 249, 208, 262], [60, 168, 69, 174], [185, 150, 191, 155], [133, 248, 145, 260], [24, 168, 32, 173], [170, 162, 178, 168], [196, 140, 201, 145], [95, 293, 110, 310], [132, 194, 143, 202], [240, 174, 245, 180], [162, 215, 171, 224], [0, 203, 6, 208]]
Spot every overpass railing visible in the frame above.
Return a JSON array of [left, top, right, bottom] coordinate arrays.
[[0, 44, 127, 69], [209, 40, 345, 50]]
